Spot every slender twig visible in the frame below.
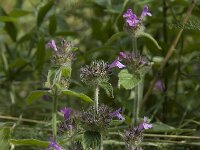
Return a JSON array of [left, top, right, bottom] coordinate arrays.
[[0, 115, 46, 124], [142, 0, 196, 106]]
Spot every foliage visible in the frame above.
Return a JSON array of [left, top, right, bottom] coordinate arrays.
[[0, 0, 200, 150]]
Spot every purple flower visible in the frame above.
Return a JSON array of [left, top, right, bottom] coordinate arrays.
[[138, 116, 153, 132], [110, 108, 125, 121], [60, 107, 72, 121], [46, 138, 64, 150], [141, 5, 152, 19], [123, 9, 139, 27], [46, 40, 58, 51], [123, 6, 152, 27], [109, 57, 126, 69], [119, 52, 127, 59], [154, 80, 165, 92]]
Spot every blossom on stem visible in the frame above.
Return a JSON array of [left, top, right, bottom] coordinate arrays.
[[46, 40, 58, 51], [110, 108, 125, 121], [46, 138, 64, 150], [123, 9, 140, 27], [109, 57, 126, 69], [141, 6, 152, 19], [60, 107, 72, 121], [138, 116, 153, 132], [123, 6, 152, 28]]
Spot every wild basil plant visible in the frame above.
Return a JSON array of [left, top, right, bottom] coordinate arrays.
[[45, 5, 154, 150]]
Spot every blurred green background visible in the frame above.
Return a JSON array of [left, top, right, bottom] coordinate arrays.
[[0, 0, 200, 149]]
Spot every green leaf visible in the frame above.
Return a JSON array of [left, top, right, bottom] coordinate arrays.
[[118, 69, 140, 90], [138, 32, 161, 50], [4, 22, 17, 41], [61, 66, 71, 78], [105, 32, 127, 45], [49, 15, 57, 35], [9, 139, 48, 147], [0, 127, 11, 150], [83, 131, 101, 149], [36, 38, 45, 69], [62, 89, 93, 103], [26, 90, 50, 104], [9, 9, 30, 17], [37, 0, 54, 27], [99, 82, 114, 98], [0, 16, 16, 22]]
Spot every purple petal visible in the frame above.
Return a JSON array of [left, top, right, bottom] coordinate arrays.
[[138, 116, 152, 132], [60, 107, 72, 120], [46, 40, 58, 51], [119, 52, 126, 59], [123, 9, 135, 18], [110, 108, 125, 121], [141, 6, 152, 19], [46, 138, 64, 150], [109, 58, 126, 69], [154, 80, 165, 91]]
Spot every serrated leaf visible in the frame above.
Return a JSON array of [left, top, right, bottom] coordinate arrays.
[[118, 69, 140, 89], [37, 0, 54, 27], [99, 82, 114, 98], [105, 32, 127, 45], [9, 139, 48, 147], [26, 90, 50, 104], [49, 15, 57, 35], [62, 89, 93, 103], [83, 131, 101, 149], [138, 32, 161, 50]]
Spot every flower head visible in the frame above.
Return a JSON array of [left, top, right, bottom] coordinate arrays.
[[60, 107, 72, 121], [110, 108, 125, 121], [80, 60, 112, 86], [80, 105, 113, 132], [46, 138, 64, 150], [124, 116, 152, 150], [138, 116, 153, 132], [46, 40, 58, 51], [123, 6, 151, 28]]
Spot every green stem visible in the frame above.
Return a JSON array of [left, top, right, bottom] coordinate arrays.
[[100, 133, 103, 150], [94, 86, 99, 114], [132, 35, 138, 126], [137, 75, 144, 119], [52, 89, 58, 141]]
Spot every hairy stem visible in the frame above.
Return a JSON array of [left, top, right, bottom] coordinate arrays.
[[94, 86, 99, 114], [52, 89, 58, 141], [137, 75, 144, 117], [132, 35, 138, 126]]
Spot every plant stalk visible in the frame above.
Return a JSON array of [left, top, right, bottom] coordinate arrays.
[[132, 35, 138, 126], [52, 89, 58, 141], [137, 75, 144, 118], [100, 133, 104, 150], [94, 86, 99, 114]]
